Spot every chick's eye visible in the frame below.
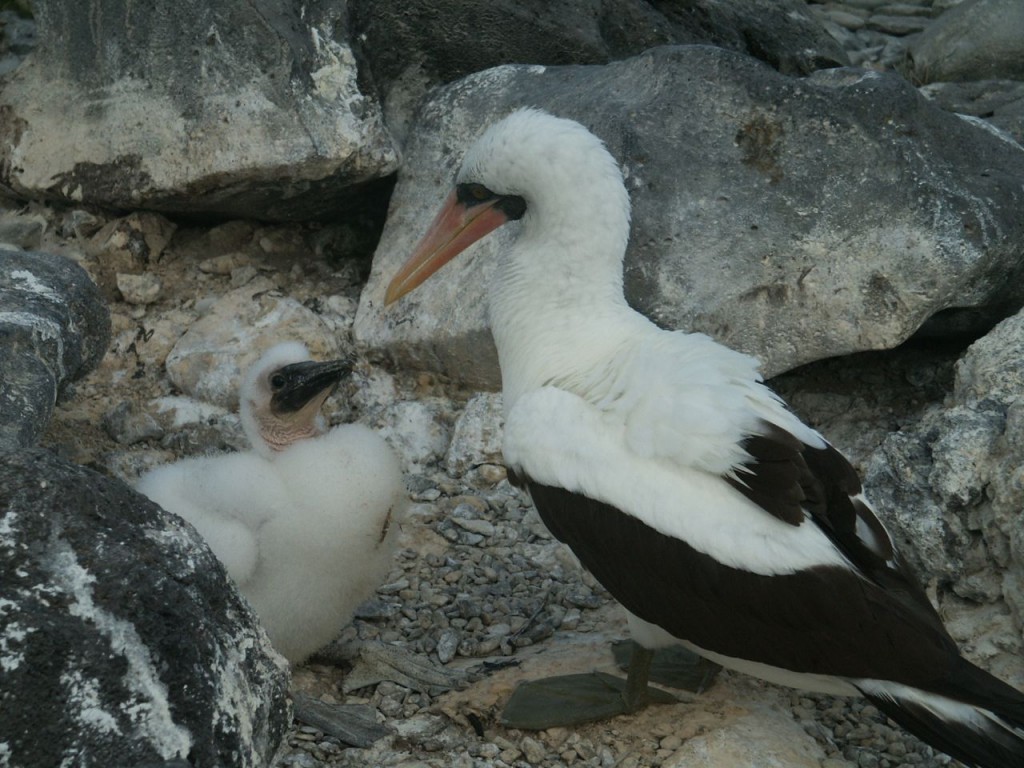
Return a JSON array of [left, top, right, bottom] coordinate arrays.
[[458, 183, 494, 205], [270, 373, 287, 390]]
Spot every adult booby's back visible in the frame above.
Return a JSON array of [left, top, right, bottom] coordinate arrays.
[[384, 108, 1024, 767], [137, 342, 407, 664]]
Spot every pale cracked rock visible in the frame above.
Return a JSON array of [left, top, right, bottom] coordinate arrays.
[[377, 398, 453, 475], [116, 272, 162, 305], [445, 392, 504, 477], [165, 280, 342, 409], [0, 1, 399, 221], [664, 705, 829, 767], [865, 306, 1024, 667]]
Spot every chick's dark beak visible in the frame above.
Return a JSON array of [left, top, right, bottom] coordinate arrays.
[[270, 358, 353, 415]]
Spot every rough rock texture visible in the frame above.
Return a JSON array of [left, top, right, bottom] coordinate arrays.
[[0, 448, 291, 768], [920, 79, 1024, 146], [350, 0, 847, 143], [909, 0, 1024, 83], [355, 45, 1024, 389], [0, 249, 110, 451], [164, 278, 344, 409], [865, 308, 1024, 655], [0, 0, 399, 221]]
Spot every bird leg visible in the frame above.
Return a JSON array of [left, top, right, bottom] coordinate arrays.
[[621, 643, 655, 713]]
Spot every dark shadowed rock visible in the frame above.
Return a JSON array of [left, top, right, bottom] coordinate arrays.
[[355, 46, 1024, 388], [0, 448, 291, 767], [0, 0, 398, 221], [0, 249, 110, 451], [350, 0, 847, 142]]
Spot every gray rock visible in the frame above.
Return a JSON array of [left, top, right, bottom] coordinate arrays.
[[351, 0, 847, 143], [355, 46, 1024, 388], [909, 0, 1024, 83], [920, 79, 1024, 145], [116, 272, 163, 305], [0, 207, 47, 250], [0, 9, 36, 76], [864, 308, 1024, 644], [0, 249, 110, 451], [102, 399, 165, 444], [377, 399, 452, 475], [865, 13, 929, 35], [0, 448, 290, 768], [0, 0, 398, 221]]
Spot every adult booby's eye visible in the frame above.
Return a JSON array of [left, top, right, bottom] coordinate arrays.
[[457, 182, 495, 205], [270, 373, 287, 390]]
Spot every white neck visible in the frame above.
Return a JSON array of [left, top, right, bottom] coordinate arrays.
[[487, 180, 642, 412]]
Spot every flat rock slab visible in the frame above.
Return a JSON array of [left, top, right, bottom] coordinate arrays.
[[0, 0, 398, 221], [356, 45, 1024, 388], [0, 448, 291, 767]]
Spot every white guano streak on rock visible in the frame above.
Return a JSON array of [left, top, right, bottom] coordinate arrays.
[[0, 310, 66, 379], [48, 541, 192, 759], [0, 598, 31, 673], [10, 270, 61, 303]]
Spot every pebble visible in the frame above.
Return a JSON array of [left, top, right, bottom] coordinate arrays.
[[102, 400, 164, 444], [435, 628, 460, 663], [198, 251, 250, 274], [116, 272, 162, 304], [520, 736, 547, 764]]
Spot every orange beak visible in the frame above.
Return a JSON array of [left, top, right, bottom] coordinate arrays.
[[384, 191, 511, 305]]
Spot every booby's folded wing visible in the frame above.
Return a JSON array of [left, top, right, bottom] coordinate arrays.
[[595, 332, 935, 611], [504, 385, 960, 685]]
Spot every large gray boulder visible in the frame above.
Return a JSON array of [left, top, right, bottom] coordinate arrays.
[[864, 307, 1024, 653], [909, 0, 1024, 84], [355, 45, 1024, 388], [0, 0, 398, 221], [0, 448, 291, 768], [350, 0, 847, 143], [0, 249, 110, 451]]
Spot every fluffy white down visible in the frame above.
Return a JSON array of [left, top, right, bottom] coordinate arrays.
[[240, 424, 405, 663], [137, 417, 406, 663]]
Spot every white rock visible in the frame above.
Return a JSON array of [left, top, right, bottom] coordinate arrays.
[[445, 392, 504, 477], [165, 283, 341, 408], [377, 399, 451, 475], [116, 272, 162, 305]]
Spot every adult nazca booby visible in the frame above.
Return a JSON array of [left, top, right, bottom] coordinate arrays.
[[137, 342, 406, 664], [384, 108, 1024, 767]]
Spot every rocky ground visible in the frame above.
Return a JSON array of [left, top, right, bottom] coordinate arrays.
[[23, 203, 969, 768], [6, 0, 1022, 766]]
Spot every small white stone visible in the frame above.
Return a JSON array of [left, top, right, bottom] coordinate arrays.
[[116, 272, 162, 305]]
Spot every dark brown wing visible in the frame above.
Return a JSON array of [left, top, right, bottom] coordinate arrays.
[[525, 476, 960, 684], [724, 419, 941, 627]]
